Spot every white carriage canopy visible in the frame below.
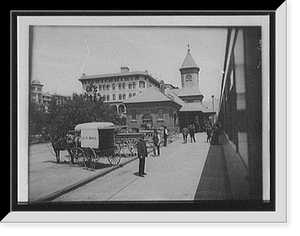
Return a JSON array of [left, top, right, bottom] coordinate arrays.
[[75, 122, 115, 131]]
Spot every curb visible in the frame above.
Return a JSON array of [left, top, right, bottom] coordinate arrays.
[[33, 156, 139, 203], [33, 136, 181, 203]]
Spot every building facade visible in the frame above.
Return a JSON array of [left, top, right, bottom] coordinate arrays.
[[124, 87, 182, 130], [31, 80, 44, 104], [78, 67, 160, 115], [30, 80, 68, 107]]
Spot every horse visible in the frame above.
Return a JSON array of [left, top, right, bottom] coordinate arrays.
[[50, 132, 79, 164]]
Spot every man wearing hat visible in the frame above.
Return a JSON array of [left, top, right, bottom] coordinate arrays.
[[137, 134, 148, 177]]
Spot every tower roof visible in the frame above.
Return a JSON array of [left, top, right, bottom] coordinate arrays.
[[180, 48, 199, 70]]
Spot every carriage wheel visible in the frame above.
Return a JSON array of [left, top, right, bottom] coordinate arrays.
[[122, 139, 138, 157], [71, 147, 86, 167], [85, 147, 97, 171], [108, 147, 122, 166], [122, 144, 138, 157]]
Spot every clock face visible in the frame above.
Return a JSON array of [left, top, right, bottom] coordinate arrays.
[[185, 74, 192, 82]]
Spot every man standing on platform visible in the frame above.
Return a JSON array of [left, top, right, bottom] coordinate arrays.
[[152, 129, 161, 156], [163, 126, 168, 147], [182, 127, 189, 143], [189, 124, 196, 143], [137, 134, 148, 177]]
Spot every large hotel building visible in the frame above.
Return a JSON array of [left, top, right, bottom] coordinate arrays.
[[78, 66, 161, 115]]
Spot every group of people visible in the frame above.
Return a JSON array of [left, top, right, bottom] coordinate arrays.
[[181, 124, 196, 143]]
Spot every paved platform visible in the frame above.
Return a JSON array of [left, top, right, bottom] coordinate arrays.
[[29, 132, 233, 202]]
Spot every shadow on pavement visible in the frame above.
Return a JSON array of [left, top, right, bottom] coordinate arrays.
[[194, 144, 233, 200]]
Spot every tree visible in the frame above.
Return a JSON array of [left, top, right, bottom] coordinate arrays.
[[29, 101, 47, 137], [44, 87, 119, 140]]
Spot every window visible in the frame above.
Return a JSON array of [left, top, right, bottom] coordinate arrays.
[[119, 94, 122, 100], [99, 85, 102, 91], [103, 85, 106, 91], [113, 94, 116, 100], [123, 94, 126, 100], [106, 85, 110, 91], [133, 82, 136, 89], [112, 83, 115, 90], [133, 92, 136, 96], [142, 114, 152, 124], [139, 81, 145, 88], [122, 83, 126, 89], [132, 109, 136, 120], [118, 83, 122, 90], [107, 95, 110, 101], [128, 83, 132, 89], [129, 93, 132, 98], [158, 108, 163, 119]]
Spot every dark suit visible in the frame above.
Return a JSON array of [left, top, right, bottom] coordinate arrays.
[[137, 138, 148, 176]]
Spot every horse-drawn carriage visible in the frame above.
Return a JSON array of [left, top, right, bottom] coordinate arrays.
[[50, 122, 180, 171], [52, 122, 143, 171]]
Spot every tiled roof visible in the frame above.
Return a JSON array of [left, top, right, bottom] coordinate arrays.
[[177, 87, 202, 97], [124, 87, 180, 105]]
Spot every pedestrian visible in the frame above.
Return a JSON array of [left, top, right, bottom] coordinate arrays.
[[206, 126, 212, 143], [182, 127, 189, 143], [163, 126, 168, 147], [137, 134, 148, 177], [189, 124, 196, 143], [152, 129, 161, 156]]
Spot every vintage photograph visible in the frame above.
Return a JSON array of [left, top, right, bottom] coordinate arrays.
[[27, 24, 269, 203], [12, 11, 281, 220]]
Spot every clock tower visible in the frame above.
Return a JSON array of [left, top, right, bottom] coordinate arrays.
[[178, 46, 203, 103]]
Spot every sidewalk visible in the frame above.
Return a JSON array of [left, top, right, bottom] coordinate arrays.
[[115, 133, 211, 201]]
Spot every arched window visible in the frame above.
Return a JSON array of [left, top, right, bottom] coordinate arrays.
[[118, 83, 122, 90], [128, 83, 132, 89], [99, 85, 102, 91], [119, 94, 122, 100], [133, 82, 136, 89], [103, 85, 106, 91], [142, 114, 153, 126], [123, 93, 126, 100], [122, 82, 126, 89], [112, 83, 115, 90], [106, 85, 110, 91], [107, 95, 110, 101], [129, 93, 132, 98], [113, 94, 116, 100]]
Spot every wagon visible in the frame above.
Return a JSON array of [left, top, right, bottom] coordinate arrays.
[[70, 122, 121, 171], [115, 132, 144, 158]]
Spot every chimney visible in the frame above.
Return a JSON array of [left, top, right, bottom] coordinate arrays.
[[121, 66, 130, 73], [159, 80, 165, 94]]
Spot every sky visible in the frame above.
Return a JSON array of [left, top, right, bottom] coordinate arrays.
[[31, 26, 227, 102]]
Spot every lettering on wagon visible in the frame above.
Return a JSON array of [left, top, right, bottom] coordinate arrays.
[[82, 136, 97, 140]]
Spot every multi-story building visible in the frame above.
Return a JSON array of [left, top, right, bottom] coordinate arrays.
[[78, 67, 161, 115], [31, 80, 44, 104], [30, 79, 68, 107]]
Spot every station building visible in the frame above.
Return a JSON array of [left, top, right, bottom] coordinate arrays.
[[124, 47, 216, 131], [78, 47, 216, 131]]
